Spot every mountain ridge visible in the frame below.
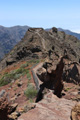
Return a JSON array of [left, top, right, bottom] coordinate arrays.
[[0, 27, 80, 71], [0, 25, 80, 60]]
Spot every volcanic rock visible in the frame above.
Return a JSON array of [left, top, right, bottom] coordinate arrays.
[[18, 93, 76, 120], [36, 56, 65, 100], [63, 61, 80, 84], [0, 94, 11, 120]]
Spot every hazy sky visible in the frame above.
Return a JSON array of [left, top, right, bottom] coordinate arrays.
[[0, 0, 80, 33]]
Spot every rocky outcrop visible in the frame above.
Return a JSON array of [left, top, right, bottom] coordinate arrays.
[[0, 92, 18, 120], [36, 56, 65, 101], [50, 27, 58, 33], [63, 61, 80, 84], [0, 94, 11, 120], [18, 93, 76, 120]]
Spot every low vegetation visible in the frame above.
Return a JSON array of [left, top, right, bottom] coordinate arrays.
[[64, 87, 72, 92], [20, 62, 29, 68], [0, 67, 30, 86], [27, 72, 31, 80], [24, 83, 37, 99], [0, 59, 40, 86]]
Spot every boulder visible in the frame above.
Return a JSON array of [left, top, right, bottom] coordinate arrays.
[[8, 111, 20, 120], [18, 93, 76, 120], [10, 103, 18, 113], [71, 102, 80, 120], [51, 27, 58, 33]]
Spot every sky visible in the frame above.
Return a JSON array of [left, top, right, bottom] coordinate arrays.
[[0, 0, 80, 33]]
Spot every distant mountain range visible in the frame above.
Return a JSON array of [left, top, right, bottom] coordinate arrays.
[[0, 25, 29, 59], [58, 28, 80, 40], [46, 28, 80, 40], [0, 25, 80, 60]]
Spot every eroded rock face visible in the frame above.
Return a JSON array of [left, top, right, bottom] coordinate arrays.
[[36, 56, 64, 100], [0, 92, 18, 120], [63, 62, 80, 84]]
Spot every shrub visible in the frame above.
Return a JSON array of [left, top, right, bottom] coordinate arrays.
[[27, 72, 31, 80], [0, 73, 14, 86], [27, 59, 40, 65], [0, 68, 30, 86], [64, 87, 72, 92], [24, 84, 37, 99], [20, 63, 29, 68], [15, 68, 25, 74]]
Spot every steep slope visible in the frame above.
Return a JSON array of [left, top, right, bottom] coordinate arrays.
[[0, 25, 29, 59], [0, 27, 80, 71]]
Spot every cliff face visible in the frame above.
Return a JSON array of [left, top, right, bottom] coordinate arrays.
[[0, 27, 80, 70]]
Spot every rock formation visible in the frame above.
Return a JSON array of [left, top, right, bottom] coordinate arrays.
[[0, 94, 10, 120], [36, 56, 65, 102], [0, 92, 18, 120], [63, 61, 80, 84], [18, 93, 76, 120]]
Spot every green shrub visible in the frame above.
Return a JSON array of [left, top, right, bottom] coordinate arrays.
[[25, 69, 29, 74], [27, 72, 31, 80], [0, 68, 30, 86], [0, 73, 14, 86], [0, 59, 40, 87], [35, 59, 40, 64], [13, 74, 22, 80], [15, 68, 25, 74], [24, 84, 37, 99], [27, 59, 40, 65], [64, 87, 72, 92], [20, 63, 29, 68]]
